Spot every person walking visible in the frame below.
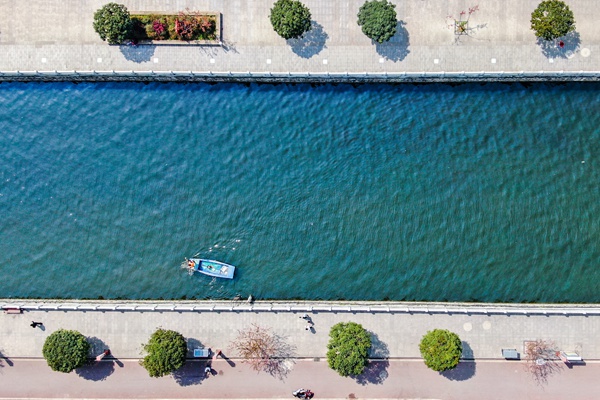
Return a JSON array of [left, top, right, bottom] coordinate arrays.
[[30, 321, 42, 328]]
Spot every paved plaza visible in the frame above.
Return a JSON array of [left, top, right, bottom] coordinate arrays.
[[0, 0, 598, 76]]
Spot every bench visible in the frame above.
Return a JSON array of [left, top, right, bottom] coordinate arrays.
[[4, 308, 22, 314], [502, 348, 519, 360], [194, 348, 210, 358]]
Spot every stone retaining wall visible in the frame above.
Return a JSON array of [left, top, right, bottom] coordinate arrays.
[[0, 70, 599, 83]]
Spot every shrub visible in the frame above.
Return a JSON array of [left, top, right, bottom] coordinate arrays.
[[140, 328, 187, 377], [326, 322, 372, 377], [152, 19, 168, 40], [270, 0, 312, 39], [419, 329, 462, 372], [530, 0, 575, 41], [131, 13, 216, 41], [42, 329, 90, 373], [357, 0, 398, 43], [93, 3, 133, 45]]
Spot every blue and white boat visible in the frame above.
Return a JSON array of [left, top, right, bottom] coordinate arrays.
[[185, 258, 236, 279]]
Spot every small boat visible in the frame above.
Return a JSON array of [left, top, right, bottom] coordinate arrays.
[[185, 258, 235, 279]]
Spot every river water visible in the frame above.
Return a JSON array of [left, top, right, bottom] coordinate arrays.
[[1, 82, 599, 302]]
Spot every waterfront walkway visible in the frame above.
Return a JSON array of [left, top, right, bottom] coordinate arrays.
[[0, 0, 598, 79], [1, 300, 600, 398]]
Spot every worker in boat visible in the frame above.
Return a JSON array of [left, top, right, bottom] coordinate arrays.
[[188, 260, 195, 268]]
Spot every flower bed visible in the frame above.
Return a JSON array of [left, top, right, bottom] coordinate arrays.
[[130, 11, 220, 44]]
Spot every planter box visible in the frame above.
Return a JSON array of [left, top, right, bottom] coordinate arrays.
[[130, 12, 221, 45]]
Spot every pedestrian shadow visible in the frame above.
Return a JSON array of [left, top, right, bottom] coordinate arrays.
[[288, 21, 328, 59], [440, 342, 476, 381], [220, 351, 236, 367], [0, 349, 14, 368], [119, 44, 156, 63], [536, 31, 580, 59], [354, 332, 389, 385], [375, 21, 410, 62]]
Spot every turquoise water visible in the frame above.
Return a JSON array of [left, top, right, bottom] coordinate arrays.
[[1, 82, 599, 302]]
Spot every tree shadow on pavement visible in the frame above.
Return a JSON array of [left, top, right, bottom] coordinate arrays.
[[440, 342, 476, 381], [76, 337, 115, 381], [355, 360, 389, 385], [536, 31, 580, 59], [76, 359, 116, 381], [375, 21, 410, 62], [186, 338, 206, 358], [288, 21, 328, 59], [354, 332, 390, 385], [369, 332, 390, 359], [173, 361, 208, 386], [120, 44, 156, 63], [172, 338, 214, 386]]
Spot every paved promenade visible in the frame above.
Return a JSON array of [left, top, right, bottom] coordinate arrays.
[[0, 0, 598, 78], [2, 300, 600, 398], [2, 300, 600, 360]]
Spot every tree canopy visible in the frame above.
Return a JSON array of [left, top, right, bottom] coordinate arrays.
[[269, 0, 312, 40], [140, 328, 187, 377], [530, 0, 575, 41], [357, 0, 398, 43], [419, 329, 462, 372], [93, 3, 134, 45], [42, 329, 90, 373], [326, 322, 372, 377], [229, 324, 294, 378]]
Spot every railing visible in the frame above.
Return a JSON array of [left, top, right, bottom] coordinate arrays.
[[3, 300, 600, 315], [0, 70, 598, 82]]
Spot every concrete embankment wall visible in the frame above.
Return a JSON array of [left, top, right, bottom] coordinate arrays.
[[1, 71, 600, 83]]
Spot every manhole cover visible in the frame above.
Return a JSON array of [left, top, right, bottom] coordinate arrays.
[[581, 48, 591, 57], [463, 322, 473, 332]]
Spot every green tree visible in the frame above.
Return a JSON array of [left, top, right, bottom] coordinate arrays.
[[357, 0, 398, 43], [326, 322, 372, 377], [42, 329, 90, 373], [140, 328, 187, 377], [93, 3, 134, 45], [419, 329, 462, 372], [530, 0, 575, 41], [269, 0, 312, 40]]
